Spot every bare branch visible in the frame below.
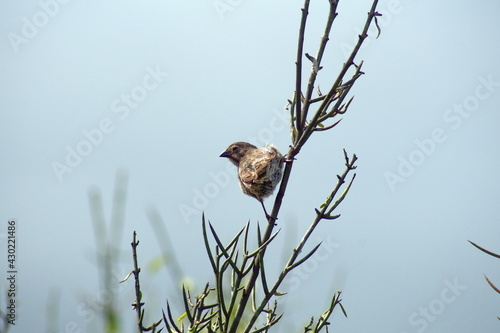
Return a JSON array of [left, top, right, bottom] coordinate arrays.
[[295, 0, 381, 150], [294, 0, 311, 136], [157, 2, 380, 332], [469, 240, 500, 259], [301, 1, 339, 131]]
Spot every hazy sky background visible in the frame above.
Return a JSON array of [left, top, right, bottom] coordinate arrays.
[[2, 1, 500, 332]]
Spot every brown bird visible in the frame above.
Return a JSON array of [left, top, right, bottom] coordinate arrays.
[[220, 142, 284, 219]]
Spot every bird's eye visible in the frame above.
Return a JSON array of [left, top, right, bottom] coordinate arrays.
[[232, 146, 239, 152]]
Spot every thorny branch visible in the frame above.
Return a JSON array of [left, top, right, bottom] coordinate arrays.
[[229, 1, 380, 332], [121, 232, 161, 333], [126, 1, 381, 332]]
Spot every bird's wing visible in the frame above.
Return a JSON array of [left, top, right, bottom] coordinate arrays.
[[239, 168, 257, 185], [239, 150, 275, 184]]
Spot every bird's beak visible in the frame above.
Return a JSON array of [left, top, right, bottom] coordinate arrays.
[[219, 151, 230, 158]]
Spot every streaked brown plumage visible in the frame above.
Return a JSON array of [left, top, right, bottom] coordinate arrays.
[[220, 142, 284, 218]]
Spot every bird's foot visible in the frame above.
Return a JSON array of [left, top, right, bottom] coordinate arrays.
[[265, 213, 278, 225], [261, 201, 277, 225], [266, 213, 278, 225], [283, 154, 295, 163]]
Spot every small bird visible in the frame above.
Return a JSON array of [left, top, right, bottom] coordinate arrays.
[[220, 142, 284, 219]]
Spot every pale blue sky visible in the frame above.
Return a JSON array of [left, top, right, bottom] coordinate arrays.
[[1, 1, 500, 332]]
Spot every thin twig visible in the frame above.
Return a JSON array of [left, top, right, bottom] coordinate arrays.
[[131, 232, 145, 333], [469, 240, 500, 259], [295, 0, 310, 136], [301, 1, 339, 131], [484, 275, 500, 294], [129, 232, 162, 333], [295, 0, 380, 150], [313, 291, 346, 332]]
